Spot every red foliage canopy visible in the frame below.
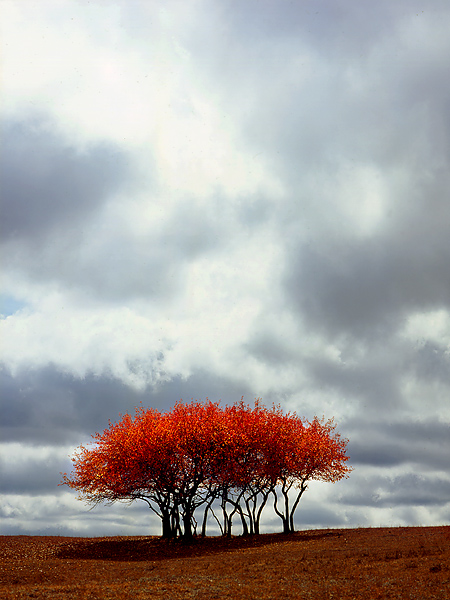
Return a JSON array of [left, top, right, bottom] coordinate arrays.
[[62, 399, 351, 538]]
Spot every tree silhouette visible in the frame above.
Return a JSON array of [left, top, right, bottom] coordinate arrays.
[[61, 399, 351, 539]]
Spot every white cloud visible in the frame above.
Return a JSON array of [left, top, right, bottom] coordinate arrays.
[[403, 309, 450, 348], [1, 0, 282, 204], [0, 222, 285, 390], [0, 295, 166, 388]]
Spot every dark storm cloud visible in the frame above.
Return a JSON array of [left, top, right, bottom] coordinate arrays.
[[0, 366, 258, 502], [307, 353, 403, 409], [256, 2, 450, 345], [409, 342, 450, 384], [345, 419, 450, 471], [0, 115, 130, 241], [0, 451, 68, 495], [285, 213, 450, 339], [0, 365, 257, 446], [224, 0, 412, 58], [0, 366, 151, 445], [198, 1, 450, 178]]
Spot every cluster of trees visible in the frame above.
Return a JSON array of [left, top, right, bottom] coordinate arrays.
[[61, 399, 351, 540]]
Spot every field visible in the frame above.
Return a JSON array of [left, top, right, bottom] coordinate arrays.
[[1, 526, 449, 599]]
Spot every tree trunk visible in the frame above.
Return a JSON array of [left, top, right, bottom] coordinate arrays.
[[161, 512, 173, 539], [254, 487, 271, 535], [182, 511, 194, 541], [238, 504, 249, 536], [201, 503, 209, 537], [289, 481, 307, 533], [201, 495, 218, 537], [225, 513, 233, 538], [272, 486, 291, 534]]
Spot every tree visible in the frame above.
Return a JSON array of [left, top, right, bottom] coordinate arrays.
[[271, 416, 351, 534], [61, 399, 351, 539], [217, 401, 292, 536]]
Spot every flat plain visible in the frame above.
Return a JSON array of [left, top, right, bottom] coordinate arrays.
[[1, 526, 449, 599]]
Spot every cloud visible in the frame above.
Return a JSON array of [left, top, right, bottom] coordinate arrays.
[[284, 172, 450, 339], [339, 473, 450, 509], [346, 419, 450, 470], [0, 492, 159, 536], [0, 364, 260, 446], [1, 0, 450, 536], [0, 115, 131, 242], [0, 444, 71, 495], [409, 341, 450, 385], [0, 366, 155, 445], [0, 295, 27, 318]]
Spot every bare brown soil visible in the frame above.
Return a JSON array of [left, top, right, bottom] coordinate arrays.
[[1, 526, 449, 599]]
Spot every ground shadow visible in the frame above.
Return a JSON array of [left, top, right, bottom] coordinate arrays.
[[55, 529, 344, 562]]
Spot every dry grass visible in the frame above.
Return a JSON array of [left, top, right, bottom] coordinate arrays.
[[1, 526, 449, 599]]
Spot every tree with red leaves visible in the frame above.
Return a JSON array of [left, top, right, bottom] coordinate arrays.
[[61, 399, 351, 539], [270, 415, 351, 534]]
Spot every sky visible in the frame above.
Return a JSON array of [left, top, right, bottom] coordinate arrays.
[[1, 0, 450, 537]]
